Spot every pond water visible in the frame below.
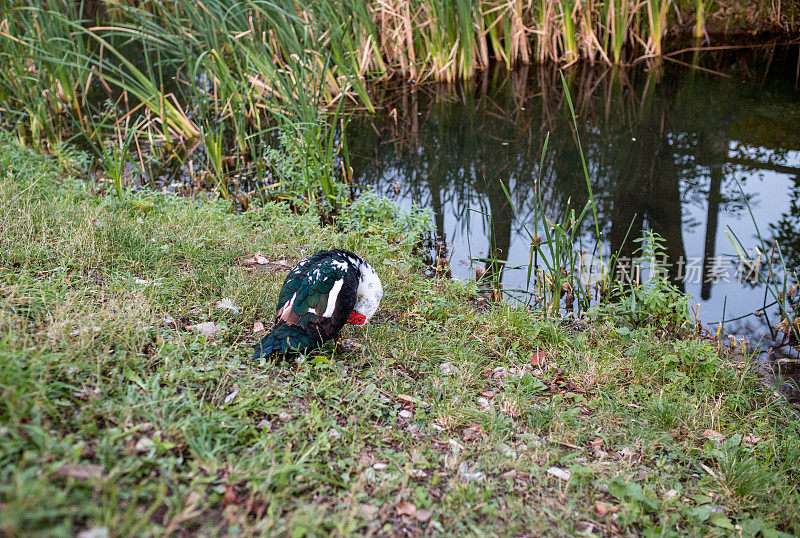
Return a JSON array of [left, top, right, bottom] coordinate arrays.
[[347, 46, 800, 394]]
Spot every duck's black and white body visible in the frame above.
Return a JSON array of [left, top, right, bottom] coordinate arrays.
[[253, 249, 383, 358]]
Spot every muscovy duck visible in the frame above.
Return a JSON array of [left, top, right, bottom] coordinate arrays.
[[253, 249, 383, 358]]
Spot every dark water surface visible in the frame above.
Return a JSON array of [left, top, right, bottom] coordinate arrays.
[[347, 46, 800, 392]]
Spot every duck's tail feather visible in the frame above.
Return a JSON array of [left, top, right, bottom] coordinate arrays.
[[253, 322, 320, 358]]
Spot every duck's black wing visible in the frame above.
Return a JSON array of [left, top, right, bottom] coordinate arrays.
[[254, 251, 358, 357]]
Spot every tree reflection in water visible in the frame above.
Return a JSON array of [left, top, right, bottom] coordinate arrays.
[[348, 46, 800, 359]]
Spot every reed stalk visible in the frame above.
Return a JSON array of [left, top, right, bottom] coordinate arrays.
[[645, 0, 671, 57]]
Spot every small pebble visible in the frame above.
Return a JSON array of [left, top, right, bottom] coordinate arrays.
[[547, 467, 572, 482], [256, 419, 271, 430]]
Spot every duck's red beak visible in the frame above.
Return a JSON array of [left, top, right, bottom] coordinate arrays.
[[347, 311, 367, 325]]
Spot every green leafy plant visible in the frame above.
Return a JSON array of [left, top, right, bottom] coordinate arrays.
[[591, 231, 695, 331], [338, 189, 433, 249]]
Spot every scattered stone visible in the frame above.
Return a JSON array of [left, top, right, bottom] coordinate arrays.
[[188, 322, 218, 336], [77, 527, 109, 538], [329, 428, 342, 440], [501, 470, 517, 480], [410, 468, 427, 478], [223, 389, 239, 404], [54, 463, 103, 480], [477, 397, 491, 410], [664, 489, 678, 501], [257, 419, 272, 431], [398, 409, 412, 420], [253, 321, 265, 333], [431, 424, 445, 431], [500, 443, 517, 459], [135, 437, 155, 453], [458, 462, 484, 482], [372, 462, 388, 470], [703, 429, 725, 442], [448, 438, 464, 454], [440, 362, 456, 376], [547, 467, 572, 482], [278, 412, 291, 422]]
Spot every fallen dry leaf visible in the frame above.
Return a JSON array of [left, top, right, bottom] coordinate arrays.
[[397, 393, 416, 404], [531, 350, 547, 366], [461, 423, 483, 442], [215, 298, 240, 314], [358, 504, 379, 519], [223, 485, 239, 506], [703, 429, 725, 442], [743, 435, 761, 447], [480, 391, 496, 398], [395, 501, 417, 517], [595, 501, 618, 516], [415, 508, 432, 522], [590, 437, 603, 452], [253, 321, 265, 333], [618, 447, 635, 458]]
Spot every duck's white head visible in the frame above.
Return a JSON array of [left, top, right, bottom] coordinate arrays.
[[348, 262, 383, 326]]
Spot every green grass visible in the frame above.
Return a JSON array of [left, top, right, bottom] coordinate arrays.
[[2, 135, 800, 536]]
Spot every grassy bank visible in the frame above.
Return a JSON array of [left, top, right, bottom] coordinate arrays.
[[2, 137, 800, 536]]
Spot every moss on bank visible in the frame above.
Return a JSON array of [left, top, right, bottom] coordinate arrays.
[[1, 137, 799, 536]]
